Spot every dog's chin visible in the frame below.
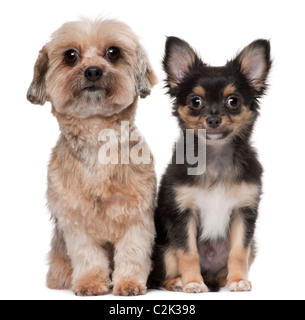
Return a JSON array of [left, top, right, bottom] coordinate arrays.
[[206, 129, 231, 141], [77, 96, 131, 118], [54, 88, 134, 119]]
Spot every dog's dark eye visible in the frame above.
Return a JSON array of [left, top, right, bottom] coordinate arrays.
[[189, 96, 204, 110], [106, 47, 121, 62], [64, 50, 80, 65], [226, 96, 240, 110]]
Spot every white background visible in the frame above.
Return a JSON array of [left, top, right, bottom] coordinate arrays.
[[0, 0, 304, 300]]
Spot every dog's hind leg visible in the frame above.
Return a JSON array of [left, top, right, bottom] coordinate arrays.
[[46, 222, 73, 290]]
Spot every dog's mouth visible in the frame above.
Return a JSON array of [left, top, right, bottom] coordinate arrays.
[[83, 86, 103, 93], [206, 129, 231, 140]]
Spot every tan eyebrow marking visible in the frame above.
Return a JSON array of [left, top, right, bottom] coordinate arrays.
[[193, 86, 206, 97], [223, 84, 237, 96]]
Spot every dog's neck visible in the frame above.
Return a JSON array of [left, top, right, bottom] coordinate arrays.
[[202, 136, 253, 187], [205, 139, 234, 175], [52, 99, 138, 154]]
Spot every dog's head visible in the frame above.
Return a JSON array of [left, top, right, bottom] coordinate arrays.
[[27, 19, 157, 118], [163, 37, 271, 141]]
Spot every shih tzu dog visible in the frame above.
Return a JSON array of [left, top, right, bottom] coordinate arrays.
[[27, 19, 157, 296]]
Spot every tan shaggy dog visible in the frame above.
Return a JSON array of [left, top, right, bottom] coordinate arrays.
[[27, 19, 157, 296]]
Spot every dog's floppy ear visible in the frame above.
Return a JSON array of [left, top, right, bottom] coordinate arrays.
[[163, 37, 201, 89], [234, 39, 272, 95], [136, 45, 158, 99], [27, 46, 49, 105]]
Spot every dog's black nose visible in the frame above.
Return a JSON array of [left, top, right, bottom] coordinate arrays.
[[84, 67, 103, 82], [207, 116, 222, 129]]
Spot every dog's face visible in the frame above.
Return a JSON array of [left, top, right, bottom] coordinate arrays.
[[163, 37, 271, 141], [27, 19, 157, 118]]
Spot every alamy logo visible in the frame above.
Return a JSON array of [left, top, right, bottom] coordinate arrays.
[[98, 121, 206, 176]]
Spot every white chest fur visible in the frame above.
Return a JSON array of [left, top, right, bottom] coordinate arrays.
[[175, 183, 259, 241]]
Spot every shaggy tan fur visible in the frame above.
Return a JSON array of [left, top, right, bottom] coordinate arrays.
[[27, 18, 157, 296]]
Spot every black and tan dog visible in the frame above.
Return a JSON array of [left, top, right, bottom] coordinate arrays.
[[150, 37, 271, 292]]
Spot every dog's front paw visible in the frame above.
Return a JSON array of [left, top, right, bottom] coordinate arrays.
[[183, 281, 209, 293], [165, 277, 183, 292], [73, 273, 109, 296], [228, 279, 252, 292], [113, 279, 147, 296]]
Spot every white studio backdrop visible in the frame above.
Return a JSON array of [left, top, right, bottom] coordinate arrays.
[[0, 0, 304, 300]]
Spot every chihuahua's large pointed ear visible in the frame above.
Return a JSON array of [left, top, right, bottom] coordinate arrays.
[[163, 37, 201, 88], [235, 39, 271, 95], [136, 45, 158, 99], [27, 46, 49, 105]]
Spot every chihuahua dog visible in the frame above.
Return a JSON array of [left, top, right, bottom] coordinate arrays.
[[150, 37, 271, 292], [27, 19, 157, 296]]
